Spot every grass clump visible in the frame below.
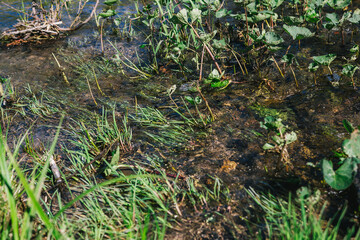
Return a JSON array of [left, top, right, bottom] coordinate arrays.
[[247, 187, 360, 239], [132, 102, 209, 150]]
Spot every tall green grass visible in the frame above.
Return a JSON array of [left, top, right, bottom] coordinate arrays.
[[247, 187, 360, 239]]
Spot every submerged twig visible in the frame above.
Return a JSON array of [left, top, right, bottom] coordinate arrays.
[[52, 53, 70, 85]]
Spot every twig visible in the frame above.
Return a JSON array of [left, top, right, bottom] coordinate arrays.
[[86, 77, 98, 106], [198, 46, 215, 121], [49, 155, 62, 184], [52, 53, 69, 85]]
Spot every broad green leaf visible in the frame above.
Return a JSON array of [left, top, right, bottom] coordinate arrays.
[[215, 9, 229, 18], [267, 0, 284, 9], [350, 44, 359, 53], [343, 130, 360, 158], [211, 80, 230, 88], [283, 24, 314, 40], [104, 0, 117, 5], [281, 53, 295, 64], [208, 69, 221, 81], [327, 0, 351, 10], [177, 8, 189, 24], [285, 131, 297, 144], [348, 9, 360, 23], [313, 54, 336, 66], [212, 39, 227, 49], [308, 0, 326, 8], [264, 31, 284, 46], [325, 12, 340, 26], [190, 8, 202, 23], [184, 96, 202, 105], [272, 135, 284, 145], [260, 116, 285, 134], [342, 64, 359, 78], [343, 119, 355, 133], [99, 9, 116, 18], [199, 30, 217, 43], [308, 62, 319, 72], [322, 158, 357, 190], [284, 16, 305, 25], [305, 8, 320, 23], [263, 143, 275, 150]]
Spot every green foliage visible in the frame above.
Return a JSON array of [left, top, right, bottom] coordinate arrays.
[[313, 54, 337, 66], [283, 24, 314, 40], [99, 9, 116, 18], [322, 122, 360, 190], [342, 64, 359, 78], [247, 187, 360, 239], [260, 116, 297, 167]]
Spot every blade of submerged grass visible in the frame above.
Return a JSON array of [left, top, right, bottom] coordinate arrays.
[[54, 174, 159, 219]]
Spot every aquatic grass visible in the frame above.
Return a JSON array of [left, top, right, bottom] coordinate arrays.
[[247, 187, 360, 239], [68, 108, 132, 161], [14, 86, 61, 119], [0, 117, 63, 239], [132, 104, 208, 149]]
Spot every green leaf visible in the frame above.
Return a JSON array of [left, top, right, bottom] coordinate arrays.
[[190, 8, 202, 23], [267, 0, 284, 9], [342, 64, 359, 78], [284, 16, 305, 25], [348, 9, 360, 23], [177, 8, 189, 24], [343, 119, 355, 133], [211, 80, 230, 88], [283, 24, 314, 40], [215, 9, 229, 18], [313, 54, 336, 66], [322, 158, 357, 190], [281, 53, 295, 64], [327, 0, 351, 10], [305, 8, 320, 23], [285, 131, 297, 144], [185, 96, 201, 104], [199, 30, 217, 43], [104, 146, 120, 176], [272, 135, 284, 145], [343, 130, 360, 158], [99, 9, 116, 18], [212, 39, 227, 49], [325, 12, 340, 27], [308, 62, 319, 72], [104, 0, 117, 5], [260, 116, 285, 133], [263, 31, 284, 46], [350, 44, 359, 53], [208, 69, 221, 81], [263, 143, 275, 150]]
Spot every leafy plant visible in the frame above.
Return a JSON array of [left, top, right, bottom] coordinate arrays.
[[322, 120, 360, 190], [260, 116, 297, 170], [342, 64, 359, 88], [311, 54, 337, 74]]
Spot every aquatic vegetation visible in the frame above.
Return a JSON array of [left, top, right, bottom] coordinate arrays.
[[261, 116, 297, 170], [247, 187, 360, 239], [132, 103, 208, 149], [322, 120, 360, 191]]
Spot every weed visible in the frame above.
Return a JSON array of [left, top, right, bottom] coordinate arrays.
[[247, 187, 360, 239]]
